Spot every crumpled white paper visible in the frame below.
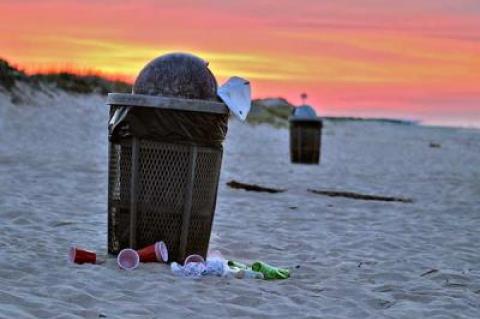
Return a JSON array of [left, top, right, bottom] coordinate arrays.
[[217, 76, 252, 121]]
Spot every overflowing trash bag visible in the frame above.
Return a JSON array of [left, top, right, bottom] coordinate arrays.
[[109, 105, 228, 147], [108, 52, 228, 148], [133, 53, 218, 100]]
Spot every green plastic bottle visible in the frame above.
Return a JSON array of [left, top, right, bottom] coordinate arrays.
[[251, 261, 290, 280]]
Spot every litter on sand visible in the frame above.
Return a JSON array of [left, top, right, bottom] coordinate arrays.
[[69, 244, 290, 281], [169, 253, 289, 280]]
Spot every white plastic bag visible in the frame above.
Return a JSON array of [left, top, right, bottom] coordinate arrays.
[[217, 76, 252, 121]]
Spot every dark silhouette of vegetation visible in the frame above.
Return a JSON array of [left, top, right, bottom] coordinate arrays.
[[0, 59, 29, 91], [247, 98, 418, 127], [247, 98, 294, 127], [0, 57, 131, 94], [30, 73, 131, 94]]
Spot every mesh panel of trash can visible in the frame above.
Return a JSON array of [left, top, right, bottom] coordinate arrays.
[[107, 93, 228, 262], [108, 140, 133, 253], [289, 118, 323, 164]]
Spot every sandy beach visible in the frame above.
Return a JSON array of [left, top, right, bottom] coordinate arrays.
[[0, 91, 479, 318]]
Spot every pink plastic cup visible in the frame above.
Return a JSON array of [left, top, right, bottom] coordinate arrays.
[[184, 254, 205, 265], [137, 241, 168, 263], [69, 247, 96, 264], [117, 249, 140, 270]]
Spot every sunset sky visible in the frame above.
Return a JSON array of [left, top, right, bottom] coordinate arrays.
[[1, 0, 479, 127]]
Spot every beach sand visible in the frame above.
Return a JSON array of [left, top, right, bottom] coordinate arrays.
[[0, 91, 479, 318]]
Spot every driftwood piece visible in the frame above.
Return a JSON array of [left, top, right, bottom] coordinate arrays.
[[420, 269, 439, 277], [308, 189, 413, 203], [227, 180, 285, 193]]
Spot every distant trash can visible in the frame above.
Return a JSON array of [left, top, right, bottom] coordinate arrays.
[[106, 93, 228, 263], [289, 105, 323, 164]]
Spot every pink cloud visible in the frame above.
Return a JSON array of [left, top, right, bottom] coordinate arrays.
[[0, 0, 479, 127]]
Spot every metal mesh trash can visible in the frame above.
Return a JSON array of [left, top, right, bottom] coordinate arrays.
[[106, 93, 228, 262], [289, 117, 323, 164]]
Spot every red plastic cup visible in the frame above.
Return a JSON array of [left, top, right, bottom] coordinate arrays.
[[137, 241, 168, 263], [69, 247, 96, 264], [184, 254, 205, 265], [117, 249, 140, 271]]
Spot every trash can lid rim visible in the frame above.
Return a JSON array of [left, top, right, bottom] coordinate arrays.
[[106, 93, 228, 114]]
